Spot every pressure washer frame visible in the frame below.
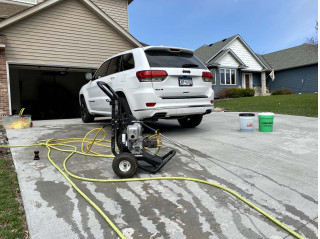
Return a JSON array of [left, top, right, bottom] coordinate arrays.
[[97, 81, 176, 177]]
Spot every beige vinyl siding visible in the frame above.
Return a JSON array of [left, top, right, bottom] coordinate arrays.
[[2, 0, 135, 68], [91, 0, 128, 31]]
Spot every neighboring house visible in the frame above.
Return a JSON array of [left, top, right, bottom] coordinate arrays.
[[0, 0, 142, 119], [195, 35, 318, 97], [261, 44, 318, 94], [195, 35, 271, 98]]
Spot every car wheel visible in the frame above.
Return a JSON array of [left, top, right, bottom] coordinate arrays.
[[178, 115, 203, 128], [119, 97, 132, 118], [112, 153, 138, 178], [80, 97, 95, 123]]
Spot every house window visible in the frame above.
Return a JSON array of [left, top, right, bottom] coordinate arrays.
[[220, 69, 225, 84], [220, 68, 236, 85], [231, 69, 236, 84], [211, 69, 216, 85]]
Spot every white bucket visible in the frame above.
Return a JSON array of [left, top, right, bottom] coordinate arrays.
[[239, 113, 255, 132]]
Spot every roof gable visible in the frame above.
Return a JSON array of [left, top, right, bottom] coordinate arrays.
[[207, 49, 247, 68], [1, 0, 139, 68], [227, 37, 264, 71], [262, 44, 318, 71], [194, 35, 237, 63], [0, 0, 142, 47], [195, 34, 268, 70]]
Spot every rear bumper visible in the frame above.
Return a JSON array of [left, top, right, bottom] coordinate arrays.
[[134, 104, 213, 119], [124, 85, 214, 120], [128, 89, 214, 119]]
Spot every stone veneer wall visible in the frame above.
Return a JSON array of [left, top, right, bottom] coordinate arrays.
[[0, 48, 9, 115]]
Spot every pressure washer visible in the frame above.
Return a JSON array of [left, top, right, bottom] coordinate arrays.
[[96, 81, 176, 178]]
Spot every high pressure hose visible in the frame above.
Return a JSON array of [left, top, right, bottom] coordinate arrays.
[[0, 128, 304, 239]]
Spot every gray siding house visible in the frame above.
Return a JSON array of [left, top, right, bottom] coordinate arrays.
[[195, 35, 271, 97], [195, 35, 318, 97], [261, 44, 318, 94]]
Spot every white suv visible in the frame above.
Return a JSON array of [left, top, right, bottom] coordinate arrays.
[[79, 46, 214, 127]]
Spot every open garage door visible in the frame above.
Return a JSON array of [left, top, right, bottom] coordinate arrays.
[[9, 64, 96, 120]]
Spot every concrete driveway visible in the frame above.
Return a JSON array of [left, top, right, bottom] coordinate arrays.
[[7, 112, 317, 239]]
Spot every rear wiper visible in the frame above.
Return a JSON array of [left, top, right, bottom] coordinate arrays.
[[182, 63, 198, 68]]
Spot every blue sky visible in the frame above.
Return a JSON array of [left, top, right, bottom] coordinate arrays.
[[129, 0, 318, 54]]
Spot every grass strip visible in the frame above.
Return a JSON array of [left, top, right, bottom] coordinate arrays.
[[0, 156, 28, 239], [215, 93, 318, 117]]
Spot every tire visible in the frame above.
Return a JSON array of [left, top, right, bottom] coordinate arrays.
[[119, 97, 132, 118], [80, 97, 95, 123], [178, 115, 203, 128], [112, 153, 138, 178]]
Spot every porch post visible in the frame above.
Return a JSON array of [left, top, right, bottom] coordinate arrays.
[[261, 71, 266, 96]]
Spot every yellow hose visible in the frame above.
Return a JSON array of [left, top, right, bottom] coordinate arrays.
[[0, 128, 304, 239]]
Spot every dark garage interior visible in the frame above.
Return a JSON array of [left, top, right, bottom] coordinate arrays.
[[9, 65, 94, 120]]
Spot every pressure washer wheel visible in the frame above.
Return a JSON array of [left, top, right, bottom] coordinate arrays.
[[112, 153, 138, 178]]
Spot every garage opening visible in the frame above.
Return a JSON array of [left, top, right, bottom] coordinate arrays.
[[9, 65, 96, 120]]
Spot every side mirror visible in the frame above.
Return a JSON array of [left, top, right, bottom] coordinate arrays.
[[85, 72, 93, 81]]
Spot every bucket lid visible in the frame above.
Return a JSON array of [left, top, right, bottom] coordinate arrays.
[[258, 112, 274, 116], [239, 113, 255, 116]]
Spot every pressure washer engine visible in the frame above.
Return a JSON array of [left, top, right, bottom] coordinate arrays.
[[97, 81, 176, 178]]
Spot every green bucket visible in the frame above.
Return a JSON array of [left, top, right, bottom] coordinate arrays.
[[258, 113, 274, 132]]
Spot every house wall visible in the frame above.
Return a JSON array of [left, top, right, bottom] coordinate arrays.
[[90, 0, 129, 31], [267, 64, 318, 94], [1, 0, 136, 68], [252, 73, 260, 88], [211, 67, 242, 97], [228, 38, 263, 71]]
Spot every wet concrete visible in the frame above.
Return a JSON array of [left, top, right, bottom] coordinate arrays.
[[6, 113, 318, 238]]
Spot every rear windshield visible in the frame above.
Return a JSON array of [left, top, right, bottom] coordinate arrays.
[[145, 50, 207, 69]]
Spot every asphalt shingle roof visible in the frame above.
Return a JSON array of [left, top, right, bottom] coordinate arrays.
[[207, 50, 228, 65], [0, 2, 30, 20], [195, 34, 318, 72], [261, 43, 318, 71], [256, 54, 272, 70], [195, 35, 238, 63]]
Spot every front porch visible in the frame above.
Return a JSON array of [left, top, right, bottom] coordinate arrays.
[[240, 71, 270, 96]]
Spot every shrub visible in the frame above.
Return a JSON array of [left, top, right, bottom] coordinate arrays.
[[216, 88, 255, 98], [242, 88, 255, 97], [216, 88, 231, 99], [272, 89, 293, 95]]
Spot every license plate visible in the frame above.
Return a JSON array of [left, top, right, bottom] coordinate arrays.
[[179, 77, 193, 86]]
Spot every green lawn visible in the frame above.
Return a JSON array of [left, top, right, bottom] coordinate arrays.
[[214, 93, 318, 117], [0, 157, 27, 239]]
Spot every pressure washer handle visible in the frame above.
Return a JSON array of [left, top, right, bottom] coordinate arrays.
[[96, 81, 120, 101]]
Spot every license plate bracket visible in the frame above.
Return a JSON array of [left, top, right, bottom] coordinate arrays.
[[179, 77, 193, 86]]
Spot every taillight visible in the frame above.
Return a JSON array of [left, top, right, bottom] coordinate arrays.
[[210, 100, 214, 104], [136, 70, 167, 82], [146, 103, 156, 107], [202, 72, 213, 82]]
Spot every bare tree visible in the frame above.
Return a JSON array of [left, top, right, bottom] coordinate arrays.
[[306, 20, 318, 44]]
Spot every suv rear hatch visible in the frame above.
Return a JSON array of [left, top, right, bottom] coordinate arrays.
[[144, 47, 212, 99]]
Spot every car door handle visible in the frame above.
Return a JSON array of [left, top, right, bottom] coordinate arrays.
[[110, 77, 115, 80]]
